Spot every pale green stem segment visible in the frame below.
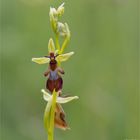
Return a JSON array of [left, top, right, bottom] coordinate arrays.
[[55, 34, 61, 67], [44, 90, 58, 140], [56, 34, 60, 51], [51, 20, 57, 34], [60, 36, 70, 54], [44, 97, 52, 132]]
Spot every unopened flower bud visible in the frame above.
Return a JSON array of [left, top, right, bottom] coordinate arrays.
[[65, 23, 70, 39], [57, 22, 67, 36], [49, 7, 57, 22], [57, 3, 65, 17], [48, 38, 55, 53]]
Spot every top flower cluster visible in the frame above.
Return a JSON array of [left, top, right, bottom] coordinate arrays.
[[50, 3, 70, 38]]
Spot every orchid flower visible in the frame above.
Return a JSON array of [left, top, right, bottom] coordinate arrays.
[[31, 38, 74, 64], [42, 89, 79, 139]]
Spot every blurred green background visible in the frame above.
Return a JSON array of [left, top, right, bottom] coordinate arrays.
[[1, 0, 139, 140]]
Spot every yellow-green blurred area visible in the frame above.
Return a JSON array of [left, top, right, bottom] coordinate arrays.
[[1, 0, 139, 140]]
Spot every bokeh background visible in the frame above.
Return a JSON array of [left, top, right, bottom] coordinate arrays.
[[1, 0, 139, 140]]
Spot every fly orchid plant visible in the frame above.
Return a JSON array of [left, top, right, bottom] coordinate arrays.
[[32, 3, 79, 140]]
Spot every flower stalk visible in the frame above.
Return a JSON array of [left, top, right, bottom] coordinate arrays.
[[44, 90, 57, 140], [32, 3, 78, 140]]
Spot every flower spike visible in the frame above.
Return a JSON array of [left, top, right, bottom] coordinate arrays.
[[32, 3, 78, 140]]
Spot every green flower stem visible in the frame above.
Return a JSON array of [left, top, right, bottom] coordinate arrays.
[[60, 36, 70, 54], [56, 34, 60, 51], [48, 90, 57, 140], [44, 98, 52, 133], [51, 19, 57, 34], [56, 34, 61, 66]]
